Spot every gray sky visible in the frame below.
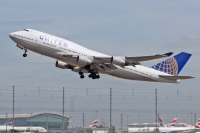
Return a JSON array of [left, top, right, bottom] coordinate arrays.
[[0, 0, 200, 128]]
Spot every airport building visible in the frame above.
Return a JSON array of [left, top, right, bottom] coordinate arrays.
[[0, 112, 69, 130]]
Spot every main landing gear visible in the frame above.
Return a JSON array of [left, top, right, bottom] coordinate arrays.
[[79, 72, 85, 79], [79, 72, 100, 79], [23, 49, 28, 57], [88, 72, 100, 79]]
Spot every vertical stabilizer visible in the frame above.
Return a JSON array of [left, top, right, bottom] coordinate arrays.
[[151, 52, 192, 75], [168, 118, 178, 127], [88, 119, 99, 128], [158, 117, 164, 127]]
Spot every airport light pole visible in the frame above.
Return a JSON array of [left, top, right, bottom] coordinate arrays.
[[110, 88, 112, 129], [121, 113, 123, 133], [46, 113, 48, 132], [13, 86, 14, 133], [6, 113, 7, 132], [190, 112, 193, 131], [155, 89, 158, 131], [127, 115, 129, 125], [194, 112, 196, 131], [62, 87, 65, 133], [157, 113, 159, 131], [95, 111, 98, 119], [83, 113, 84, 128]]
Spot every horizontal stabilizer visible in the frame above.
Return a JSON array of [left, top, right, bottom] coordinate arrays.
[[159, 75, 194, 80]]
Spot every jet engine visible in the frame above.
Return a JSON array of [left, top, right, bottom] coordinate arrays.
[[77, 56, 92, 66], [111, 56, 125, 66], [55, 60, 70, 69]]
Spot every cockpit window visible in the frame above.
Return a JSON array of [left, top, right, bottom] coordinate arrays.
[[24, 29, 29, 32]]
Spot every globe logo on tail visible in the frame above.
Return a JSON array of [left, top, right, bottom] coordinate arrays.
[[151, 57, 178, 75]]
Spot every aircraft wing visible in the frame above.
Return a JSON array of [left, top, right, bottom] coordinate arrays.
[[159, 75, 195, 80], [59, 52, 173, 63], [94, 52, 173, 65], [58, 52, 173, 71], [126, 52, 173, 62]]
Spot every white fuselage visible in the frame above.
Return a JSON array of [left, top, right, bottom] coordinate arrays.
[[129, 126, 195, 133], [9, 29, 180, 83], [0, 125, 47, 132]]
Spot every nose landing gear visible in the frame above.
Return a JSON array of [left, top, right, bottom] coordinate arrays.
[[23, 49, 28, 57]]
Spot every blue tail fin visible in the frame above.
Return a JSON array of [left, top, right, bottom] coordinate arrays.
[[151, 52, 192, 75]]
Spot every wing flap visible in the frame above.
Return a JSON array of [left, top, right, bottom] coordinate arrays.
[[159, 75, 194, 80]]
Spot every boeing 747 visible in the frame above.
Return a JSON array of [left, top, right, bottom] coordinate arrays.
[[9, 29, 194, 83]]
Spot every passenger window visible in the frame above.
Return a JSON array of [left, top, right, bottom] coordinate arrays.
[[24, 29, 29, 32]]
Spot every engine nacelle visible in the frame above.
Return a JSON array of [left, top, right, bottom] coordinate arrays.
[[55, 61, 70, 69], [111, 56, 125, 66], [77, 56, 92, 66]]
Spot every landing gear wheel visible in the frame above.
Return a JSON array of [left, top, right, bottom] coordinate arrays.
[[88, 74, 92, 78], [91, 73, 96, 79], [79, 72, 83, 75], [88, 71, 100, 80], [23, 53, 27, 57], [96, 75, 100, 79], [23, 49, 28, 57], [80, 75, 84, 79]]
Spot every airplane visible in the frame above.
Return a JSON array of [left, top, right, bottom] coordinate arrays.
[[0, 125, 47, 132], [158, 117, 164, 127], [88, 119, 99, 128], [129, 117, 177, 132], [167, 118, 178, 127], [182, 119, 200, 128], [182, 123, 187, 127], [129, 118, 199, 133], [129, 124, 197, 133], [9, 29, 194, 83], [4, 118, 14, 125], [158, 117, 178, 127]]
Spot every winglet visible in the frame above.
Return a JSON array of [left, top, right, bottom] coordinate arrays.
[[164, 52, 173, 57]]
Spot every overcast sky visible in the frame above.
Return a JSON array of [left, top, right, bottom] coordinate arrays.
[[0, 0, 200, 128]]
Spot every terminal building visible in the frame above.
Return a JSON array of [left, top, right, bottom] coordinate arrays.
[[0, 112, 69, 130]]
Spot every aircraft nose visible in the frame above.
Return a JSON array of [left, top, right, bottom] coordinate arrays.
[[9, 32, 14, 38]]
